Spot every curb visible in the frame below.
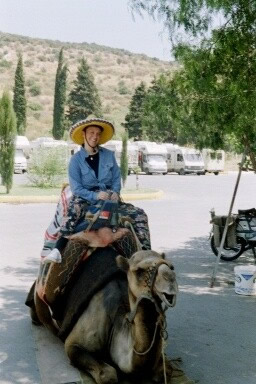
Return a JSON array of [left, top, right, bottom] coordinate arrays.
[[0, 190, 164, 204], [121, 190, 164, 201]]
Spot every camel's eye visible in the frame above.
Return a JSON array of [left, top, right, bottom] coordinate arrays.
[[170, 265, 174, 271], [136, 268, 145, 279]]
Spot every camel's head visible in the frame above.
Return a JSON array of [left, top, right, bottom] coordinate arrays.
[[117, 250, 178, 308]]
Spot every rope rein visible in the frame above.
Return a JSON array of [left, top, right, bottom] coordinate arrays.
[[132, 316, 162, 356], [132, 312, 168, 384]]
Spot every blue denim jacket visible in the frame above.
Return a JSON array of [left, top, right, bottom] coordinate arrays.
[[68, 146, 121, 203]]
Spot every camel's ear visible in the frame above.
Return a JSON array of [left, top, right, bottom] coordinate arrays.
[[160, 252, 166, 259], [116, 255, 129, 272]]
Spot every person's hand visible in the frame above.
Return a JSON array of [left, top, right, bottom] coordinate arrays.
[[110, 192, 119, 201], [97, 191, 109, 200]]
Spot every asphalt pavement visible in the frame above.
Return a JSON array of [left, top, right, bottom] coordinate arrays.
[[1, 172, 256, 384]]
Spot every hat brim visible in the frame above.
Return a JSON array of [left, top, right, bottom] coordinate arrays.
[[69, 119, 115, 145]]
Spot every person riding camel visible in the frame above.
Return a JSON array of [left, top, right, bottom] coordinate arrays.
[[43, 118, 151, 263]]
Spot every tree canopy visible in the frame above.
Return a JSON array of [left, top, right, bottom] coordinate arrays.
[[13, 54, 26, 135], [123, 82, 147, 140], [52, 48, 68, 140], [120, 132, 129, 187], [66, 58, 102, 125], [129, 0, 256, 169], [0, 91, 16, 193], [142, 74, 177, 142]]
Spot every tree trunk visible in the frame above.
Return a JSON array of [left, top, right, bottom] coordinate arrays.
[[243, 135, 256, 172]]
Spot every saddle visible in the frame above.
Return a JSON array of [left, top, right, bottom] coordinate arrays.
[[35, 201, 139, 319]]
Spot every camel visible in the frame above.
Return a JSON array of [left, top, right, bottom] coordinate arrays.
[[30, 245, 186, 383]]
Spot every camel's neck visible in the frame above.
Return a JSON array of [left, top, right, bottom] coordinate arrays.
[[128, 290, 160, 355], [109, 289, 162, 373]]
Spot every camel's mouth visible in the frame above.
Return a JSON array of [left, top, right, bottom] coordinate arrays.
[[160, 292, 177, 307]]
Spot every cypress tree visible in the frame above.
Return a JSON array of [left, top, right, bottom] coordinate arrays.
[[120, 132, 129, 187], [13, 54, 26, 135], [66, 57, 102, 124], [0, 91, 16, 193], [123, 82, 147, 140], [52, 48, 68, 139]]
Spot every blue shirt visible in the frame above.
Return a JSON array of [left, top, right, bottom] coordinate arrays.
[[68, 146, 121, 203]]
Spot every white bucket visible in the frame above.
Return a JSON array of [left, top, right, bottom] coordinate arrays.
[[234, 265, 256, 295]]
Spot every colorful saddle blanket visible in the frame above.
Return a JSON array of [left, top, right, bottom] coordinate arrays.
[[34, 227, 138, 336]]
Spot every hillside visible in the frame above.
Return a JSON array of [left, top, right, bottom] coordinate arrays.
[[0, 32, 176, 140]]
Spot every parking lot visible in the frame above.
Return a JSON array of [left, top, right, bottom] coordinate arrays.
[[1, 172, 256, 383]]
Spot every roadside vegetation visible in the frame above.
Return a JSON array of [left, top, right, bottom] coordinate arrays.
[[129, 0, 256, 171], [27, 147, 69, 188]]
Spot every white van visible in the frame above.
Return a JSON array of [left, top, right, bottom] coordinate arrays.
[[202, 149, 225, 175], [136, 141, 167, 175], [14, 148, 28, 173], [165, 144, 205, 175], [30, 137, 68, 150], [102, 140, 139, 174], [14, 136, 30, 173]]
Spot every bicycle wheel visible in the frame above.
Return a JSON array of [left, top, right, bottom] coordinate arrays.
[[210, 235, 245, 261]]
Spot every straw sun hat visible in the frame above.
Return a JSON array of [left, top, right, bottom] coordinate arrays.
[[69, 118, 115, 145]]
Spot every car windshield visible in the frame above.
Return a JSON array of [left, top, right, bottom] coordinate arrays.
[[15, 149, 24, 156], [185, 153, 202, 162], [147, 154, 165, 161]]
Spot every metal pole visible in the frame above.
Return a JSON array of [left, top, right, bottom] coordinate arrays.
[[136, 172, 139, 190], [210, 151, 247, 288]]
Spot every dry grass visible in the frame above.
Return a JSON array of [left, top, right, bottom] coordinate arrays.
[[0, 31, 177, 140]]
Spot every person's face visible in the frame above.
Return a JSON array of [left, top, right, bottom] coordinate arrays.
[[83, 126, 102, 147]]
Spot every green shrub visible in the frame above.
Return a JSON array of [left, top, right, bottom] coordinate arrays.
[[94, 54, 101, 63], [26, 78, 36, 87], [104, 103, 111, 114], [118, 80, 129, 95], [27, 147, 68, 187], [28, 102, 42, 111], [33, 112, 41, 120], [24, 60, 34, 67], [29, 83, 41, 96], [120, 133, 128, 187], [0, 59, 12, 68], [37, 55, 47, 62]]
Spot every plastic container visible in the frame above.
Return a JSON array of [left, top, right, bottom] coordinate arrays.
[[234, 265, 256, 295]]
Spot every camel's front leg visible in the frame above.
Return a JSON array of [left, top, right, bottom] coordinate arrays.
[[65, 343, 118, 384], [152, 356, 195, 384]]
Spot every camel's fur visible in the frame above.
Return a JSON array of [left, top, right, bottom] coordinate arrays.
[[34, 249, 178, 383]]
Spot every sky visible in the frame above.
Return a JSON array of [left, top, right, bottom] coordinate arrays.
[[0, 0, 172, 61]]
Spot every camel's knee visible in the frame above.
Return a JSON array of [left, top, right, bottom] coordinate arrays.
[[65, 343, 97, 372], [65, 343, 83, 366], [65, 343, 118, 384]]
